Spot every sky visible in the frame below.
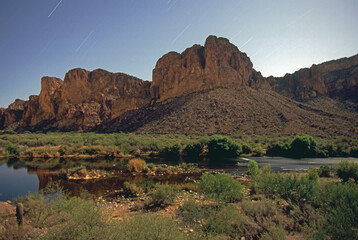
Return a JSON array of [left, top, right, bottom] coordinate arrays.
[[0, 0, 357, 108]]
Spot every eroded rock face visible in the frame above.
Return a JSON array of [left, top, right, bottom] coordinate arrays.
[[272, 54, 358, 102], [2, 99, 26, 129], [2, 69, 152, 131], [151, 35, 258, 101]]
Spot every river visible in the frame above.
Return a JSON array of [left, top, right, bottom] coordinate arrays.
[[1, 157, 357, 201]]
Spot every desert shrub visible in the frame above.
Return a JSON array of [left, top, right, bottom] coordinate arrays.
[[335, 160, 358, 183], [308, 168, 319, 182], [256, 172, 318, 204], [115, 214, 186, 240], [46, 197, 107, 240], [266, 143, 290, 157], [318, 165, 331, 177], [314, 182, 358, 239], [6, 143, 19, 155], [198, 172, 244, 202], [149, 183, 177, 207], [183, 143, 202, 159], [161, 144, 181, 159], [259, 226, 285, 240], [178, 197, 206, 226], [127, 158, 147, 173], [289, 135, 317, 158], [14, 193, 51, 228], [201, 205, 244, 238], [252, 145, 265, 157], [207, 135, 242, 159], [242, 144, 252, 154], [247, 160, 259, 178]]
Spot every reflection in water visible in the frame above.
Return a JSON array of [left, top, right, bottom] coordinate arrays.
[[1, 156, 357, 201]]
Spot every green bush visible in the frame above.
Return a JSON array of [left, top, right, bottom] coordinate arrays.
[[198, 172, 244, 203], [247, 160, 259, 178], [150, 184, 177, 207], [161, 144, 181, 159], [289, 135, 317, 158], [115, 214, 186, 240], [183, 143, 202, 159], [201, 205, 244, 238], [6, 143, 19, 155], [318, 165, 331, 177], [46, 197, 107, 240], [308, 168, 319, 182], [335, 160, 358, 183], [314, 182, 358, 239], [266, 143, 290, 157], [256, 172, 318, 204], [207, 135, 242, 159], [14, 193, 51, 228], [4, 130, 17, 135]]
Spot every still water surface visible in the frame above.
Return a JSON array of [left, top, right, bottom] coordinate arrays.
[[1, 157, 357, 201]]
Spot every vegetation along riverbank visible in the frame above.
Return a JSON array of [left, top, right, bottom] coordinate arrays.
[[1, 160, 357, 239], [1, 132, 357, 161]]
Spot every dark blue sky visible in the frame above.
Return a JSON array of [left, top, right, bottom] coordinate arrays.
[[1, 0, 357, 107]]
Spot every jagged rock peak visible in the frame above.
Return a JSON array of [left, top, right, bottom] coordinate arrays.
[[150, 35, 261, 101]]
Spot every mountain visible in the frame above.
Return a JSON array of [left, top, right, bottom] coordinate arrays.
[[0, 35, 357, 136]]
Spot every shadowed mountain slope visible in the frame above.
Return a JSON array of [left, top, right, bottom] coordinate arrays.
[[98, 88, 358, 137]]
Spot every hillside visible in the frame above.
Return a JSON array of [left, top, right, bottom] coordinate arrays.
[[98, 88, 358, 137]]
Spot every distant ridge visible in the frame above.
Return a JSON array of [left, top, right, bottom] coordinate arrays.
[[1, 35, 357, 136]]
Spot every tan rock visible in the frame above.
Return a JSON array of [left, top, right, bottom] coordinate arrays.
[[151, 35, 256, 101]]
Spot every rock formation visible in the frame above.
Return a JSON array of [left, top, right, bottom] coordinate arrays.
[[0, 35, 357, 135], [0, 69, 151, 131], [272, 54, 358, 102], [150, 35, 266, 101]]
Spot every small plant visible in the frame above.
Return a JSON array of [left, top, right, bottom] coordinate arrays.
[[247, 160, 259, 178], [127, 158, 147, 173], [6, 144, 19, 155], [149, 183, 176, 207], [198, 172, 244, 202], [335, 160, 358, 183], [308, 168, 319, 182], [318, 165, 331, 177]]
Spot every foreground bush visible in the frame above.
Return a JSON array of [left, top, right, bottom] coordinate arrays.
[[198, 172, 244, 202], [256, 172, 318, 204], [115, 214, 186, 240], [207, 135, 242, 159], [335, 160, 358, 183], [314, 182, 358, 239], [149, 184, 177, 207]]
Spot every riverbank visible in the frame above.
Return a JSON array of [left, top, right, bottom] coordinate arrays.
[[1, 161, 357, 239], [1, 132, 357, 160]]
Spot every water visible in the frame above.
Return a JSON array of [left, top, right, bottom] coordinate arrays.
[[1, 157, 357, 201]]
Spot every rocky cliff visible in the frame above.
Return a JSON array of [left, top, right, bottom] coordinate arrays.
[[150, 35, 267, 101], [272, 54, 358, 102], [0, 35, 357, 135], [1, 69, 151, 131]]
